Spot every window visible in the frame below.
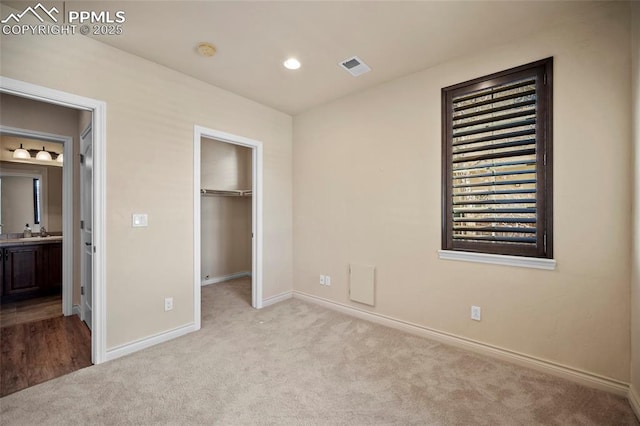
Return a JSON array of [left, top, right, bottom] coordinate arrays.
[[441, 58, 553, 259], [33, 178, 41, 225]]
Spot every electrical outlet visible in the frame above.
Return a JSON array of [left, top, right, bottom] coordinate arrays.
[[325, 275, 331, 286], [165, 297, 173, 311], [320, 275, 326, 285], [471, 305, 481, 321]]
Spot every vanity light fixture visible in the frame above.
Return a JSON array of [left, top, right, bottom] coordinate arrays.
[[11, 144, 62, 162], [35, 146, 52, 161], [12, 143, 30, 159], [283, 58, 301, 70]]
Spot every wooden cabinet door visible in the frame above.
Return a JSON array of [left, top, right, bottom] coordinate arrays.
[[4, 245, 43, 297], [0, 249, 4, 298], [43, 243, 63, 291]]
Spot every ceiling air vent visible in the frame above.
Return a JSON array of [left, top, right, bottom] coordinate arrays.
[[339, 56, 371, 77]]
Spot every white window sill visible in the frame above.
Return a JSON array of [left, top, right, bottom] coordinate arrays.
[[438, 250, 556, 270]]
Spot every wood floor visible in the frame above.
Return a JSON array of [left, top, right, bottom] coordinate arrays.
[[0, 295, 63, 327], [0, 297, 92, 397]]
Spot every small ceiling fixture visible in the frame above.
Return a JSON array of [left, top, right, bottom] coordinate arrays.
[[283, 58, 301, 70], [36, 146, 52, 161], [339, 56, 371, 77], [196, 42, 216, 57], [56, 153, 64, 163], [12, 143, 30, 159]]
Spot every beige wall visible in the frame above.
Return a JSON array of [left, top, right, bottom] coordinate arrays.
[[201, 137, 252, 191], [201, 138, 252, 279], [0, 28, 293, 349], [631, 0, 640, 400], [201, 197, 252, 279], [0, 93, 79, 140], [293, 2, 632, 381]]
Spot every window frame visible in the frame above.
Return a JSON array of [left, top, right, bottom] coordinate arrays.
[[441, 58, 553, 259], [33, 177, 41, 225]]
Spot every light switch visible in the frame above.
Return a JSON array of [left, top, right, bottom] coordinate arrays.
[[132, 213, 148, 227]]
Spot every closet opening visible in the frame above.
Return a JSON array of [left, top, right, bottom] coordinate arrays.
[[193, 126, 263, 329], [201, 137, 252, 306]]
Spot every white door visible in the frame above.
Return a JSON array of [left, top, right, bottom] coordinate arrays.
[[80, 125, 93, 330]]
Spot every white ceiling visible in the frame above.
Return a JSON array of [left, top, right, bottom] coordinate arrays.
[[6, 1, 602, 115]]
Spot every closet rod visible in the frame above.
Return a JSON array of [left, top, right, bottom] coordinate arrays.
[[200, 189, 252, 197]]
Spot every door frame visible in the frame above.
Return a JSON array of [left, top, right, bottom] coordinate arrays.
[[0, 125, 71, 316], [1, 76, 107, 364], [193, 125, 264, 329]]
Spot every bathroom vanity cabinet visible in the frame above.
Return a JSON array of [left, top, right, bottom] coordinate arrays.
[[0, 241, 62, 303]]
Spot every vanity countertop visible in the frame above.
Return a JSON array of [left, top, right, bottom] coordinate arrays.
[[0, 235, 63, 247]]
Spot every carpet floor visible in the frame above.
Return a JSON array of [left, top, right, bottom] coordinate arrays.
[[1, 278, 638, 425]]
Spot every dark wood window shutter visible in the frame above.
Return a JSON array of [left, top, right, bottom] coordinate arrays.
[[442, 58, 553, 258]]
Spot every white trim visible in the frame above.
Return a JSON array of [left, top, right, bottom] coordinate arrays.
[[105, 323, 196, 362], [72, 304, 81, 317], [1, 76, 108, 365], [438, 250, 557, 270], [253, 143, 264, 309], [0, 125, 73, 317], [201, 271, 251, 286], [262, 291, 293, 307], [630, 385, 640, 420], [293, 290, 629, 396], [91, 87, 107, 365], [62, 133, 73, 317], [193, 133, 201, 331], [193, 125, 264, 318]]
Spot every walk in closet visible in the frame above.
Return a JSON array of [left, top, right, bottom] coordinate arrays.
[[200, 137, 252, 287]]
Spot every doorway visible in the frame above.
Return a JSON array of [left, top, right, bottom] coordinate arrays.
[[193, 125, 263, 330], [0, 77, 106, 364], [0, 119, 90, 397], [0, 127, 72, 316]]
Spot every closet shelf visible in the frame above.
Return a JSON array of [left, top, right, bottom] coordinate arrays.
[[201, 189, 252, 197]]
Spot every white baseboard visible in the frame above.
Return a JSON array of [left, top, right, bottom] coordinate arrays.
[[72, 304, 81, 317], [201, 271, 251, 286], [105, 323, 197, 362], [630, 385, 640, 420], [293, 290, 629, 397], [262, 291, 292, 307]]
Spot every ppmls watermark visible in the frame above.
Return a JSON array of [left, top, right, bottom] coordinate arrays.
[[1, 2, 125, 36]]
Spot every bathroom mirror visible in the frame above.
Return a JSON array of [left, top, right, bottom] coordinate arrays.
[[0, 172, 43, 235]]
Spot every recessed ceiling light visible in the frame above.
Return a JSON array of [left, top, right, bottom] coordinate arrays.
[[283, 58, 301, 70], [196, 42, 216, 57]]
